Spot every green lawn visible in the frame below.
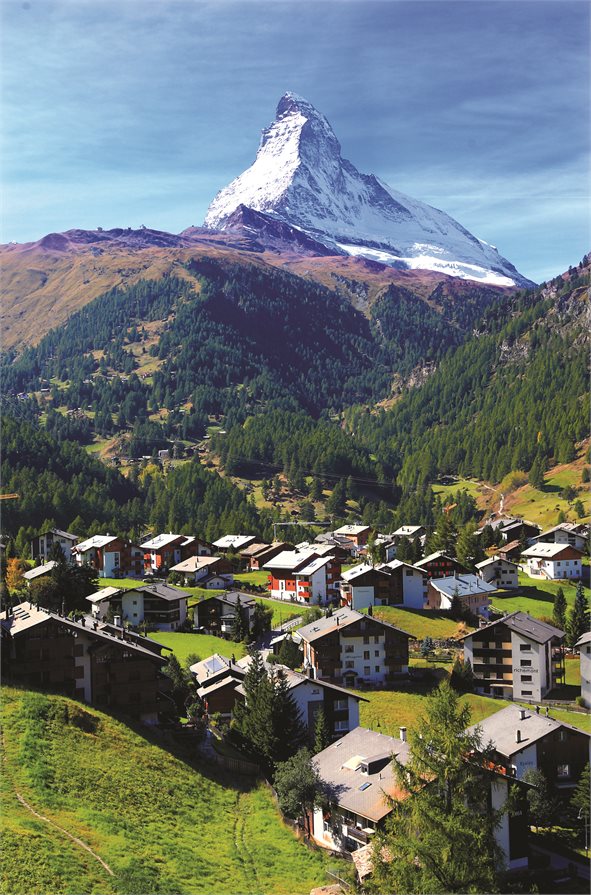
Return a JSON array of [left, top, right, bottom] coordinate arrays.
[[505, 462, 590, 527], [490, 574, 589, 621], [149, 632, 247, 665], [373, 605, 472, 640], [0, 687, 330, 895], [234, 569, 270, 588], [358, 688, 591, 737], [432, 478, 484, 501]]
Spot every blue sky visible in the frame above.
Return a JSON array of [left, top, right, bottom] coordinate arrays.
[[1, 0, 588, 281]]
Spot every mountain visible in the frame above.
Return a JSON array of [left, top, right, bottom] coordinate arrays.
[[205, 92, 534, 288]]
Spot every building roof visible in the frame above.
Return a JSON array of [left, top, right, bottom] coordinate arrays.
[[140, 532, 183, 550], [378, 560, 424, 575], [189, 652, 246, 684], [169, 555, 221, 573], [74, 534, 118, 552], [296, 607, 411, 644], [130, 582, 190, 601], [313, 727, 410, 822], [203, 591, 256, 609], [466, 704, 590, 758], [342, 563, 384, 582], [238, 541, 270, 557], [23, 561, 58, 581], [576, 632, 591, 647], [415, 551, 456, 567], [334, 525, 371, 537], [475, 556, 519, 570], [500, 519, 539, 532], [263, 550, 312, 571], [85, 586, 124, 604], [212, 535, 256, 550], [429, 574, 498, 598], [522, 542, 583, 559], [500, 540, 522, 553], [39, 528, 78, 541], [392, 525, 424, 537], [296, 556, 334, 576], [1, 602, 166, 662], [462, 611, 564, 644], [535, 523, 583, 539]]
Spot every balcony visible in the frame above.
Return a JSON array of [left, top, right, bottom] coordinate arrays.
[[344, 825, 373, 844]]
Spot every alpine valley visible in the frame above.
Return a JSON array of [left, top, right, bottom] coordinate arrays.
[[1, 94, 589, 544]]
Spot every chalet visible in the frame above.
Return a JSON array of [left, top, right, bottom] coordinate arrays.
[[532, 523, 588, 553], [30, 528, 78, 563], [239, 541, 294, 570], [141, 533, 203, 574], [190, 653, 248, 719], [414, 551, 468, 579], [212, 534, 257, 553], [1, 602, 168, 722], [315, 533, 357, 558], [521, 543, 583, 581], [310, 726, 530, 871], [373, 534, 398, 562], [576, 632, 591, 709], [22, 561, 58, 584], [340, 562, 426, 611], [264, 549, 341, 605], [295, 606, 411, 687], [194, 592, 257, 636], [333, 525, 373, 547], [86, 582, 189, 631], [391, 525, 426, 544], [463, 612, 565, 701], [426, 573, 496, 618], [467, 704, 590, 788], [499, 520, 541, 544], [498, 540, 523, 563], [72, 535, 143, 579], [476, 556, 519, 589], [376, 560, 426, 609], [169, 555, 233, 587]]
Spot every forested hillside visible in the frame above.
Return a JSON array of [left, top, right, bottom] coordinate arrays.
[[346, 261, 590, 489]]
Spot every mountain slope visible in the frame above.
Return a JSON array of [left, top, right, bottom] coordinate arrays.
[[205, 92, 533, 287]]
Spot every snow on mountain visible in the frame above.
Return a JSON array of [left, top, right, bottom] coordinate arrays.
[[204, 92, 533, 287]]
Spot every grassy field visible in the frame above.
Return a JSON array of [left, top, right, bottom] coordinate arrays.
[[490, 573, 589, 621], [234, 570, 270, 588], [373, 605, 472, 640], [358, 687, 591, 737], [149, 632, 247, 665], [0, 687, 330, 895], [504, 454, 590, 527]]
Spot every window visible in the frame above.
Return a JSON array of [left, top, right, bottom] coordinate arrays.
[[521, 659, 532, 667], [364, 651, 370, 660], [521, 675, 532, 682], [374, 636, 379, 644], [521, 690, 532, 696], [334, 720, 349, 732], [557, 764, 570, 778], [374, 650, 380, 657], [345, 661, 355, 669], [405, 569, 413, 576], [519, 644, 531, 651], [559, 730, 567, 742], [364, 666, 370, 675], [375, 666, 380, 672], [363, 636, 370, 645], [344, 645, 354, 653]]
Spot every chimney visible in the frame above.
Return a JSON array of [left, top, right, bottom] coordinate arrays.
[[519, 708, 526, 720], [400, 726, 407, 743], [516, 729, 521, 743]]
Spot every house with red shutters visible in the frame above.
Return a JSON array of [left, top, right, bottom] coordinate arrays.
[[414, 551, 468, 579], [263, 548, 341, 605], [140, 533, 207, 574], [72, 535, 143, 579]]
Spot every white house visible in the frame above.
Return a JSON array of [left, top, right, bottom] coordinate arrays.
[[426, 573, 497, 618], [86, 582, 189, 631], [463, 612, 565, 701], [212, 534, 257, 552], [576, 631, 591, 709], [169, 555, 233, 587], [377, 560, 426, 609], [521, 543, 583, 580], [30, 528, 78, 563], [533, 524, 587, 553], [476, 556, 519, 589]]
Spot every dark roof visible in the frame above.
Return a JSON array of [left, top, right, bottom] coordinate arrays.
[[297, 607, 411, 644], [130, 582, 190, 601], [462, 611, 564, 644]]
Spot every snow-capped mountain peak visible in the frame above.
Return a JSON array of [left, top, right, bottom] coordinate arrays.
[[204, 93, 533, 287]]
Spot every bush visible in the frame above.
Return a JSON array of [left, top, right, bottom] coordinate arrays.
[[499, 470, 528, 493]]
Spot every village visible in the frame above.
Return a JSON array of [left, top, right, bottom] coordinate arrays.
[[2, 513, 590, 892]]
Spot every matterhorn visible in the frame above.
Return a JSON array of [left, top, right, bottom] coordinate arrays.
[[205, 92, 532, 287]]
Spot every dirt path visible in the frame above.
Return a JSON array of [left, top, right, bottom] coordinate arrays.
[[14, 791, 114, 876]]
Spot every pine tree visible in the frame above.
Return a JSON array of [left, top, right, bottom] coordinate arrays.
[[428, 512, 458, 557], [372, 681, 505, 894], [567, 582, 590, 648], [272, 669, 306, 765], [231, 608, 247, 643], [232, 651, 278, 770], [313, 706, 331, 754], [552, 586, 567, 631], [274, 747, 323, 830], [456, 524, 483, 570]]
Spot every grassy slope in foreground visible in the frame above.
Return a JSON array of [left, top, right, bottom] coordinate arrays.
[[0, 687, 328, 895]]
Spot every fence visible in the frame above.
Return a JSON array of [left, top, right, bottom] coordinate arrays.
[[212, 752, 261, 777]]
